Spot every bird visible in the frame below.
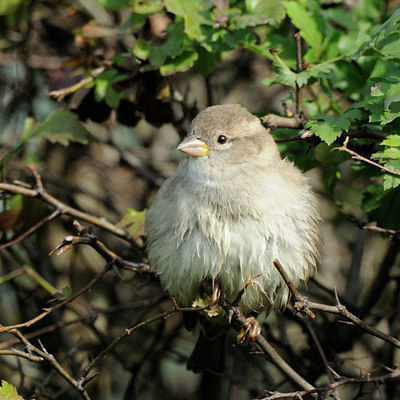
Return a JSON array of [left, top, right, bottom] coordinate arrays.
[[145, 104, 321, 372]]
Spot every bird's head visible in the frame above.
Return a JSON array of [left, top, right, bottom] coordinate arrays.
[[177, 104, 278, 166]]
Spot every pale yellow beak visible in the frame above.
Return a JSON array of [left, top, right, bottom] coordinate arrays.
[[177, 136, 210, 157]]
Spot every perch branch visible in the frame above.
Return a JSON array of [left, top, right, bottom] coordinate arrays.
[[273, 259, 400, 349], [223, 301, 316, 393]]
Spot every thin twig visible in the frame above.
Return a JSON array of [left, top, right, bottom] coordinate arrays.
[[0, 167, 133, 242], [49, 66, 105, 101], [224, 302, 316, 394], [0, 294, 167, 350], [261, 366, 400, 399], [273, 259, 315, 318], [80, 308, 179, 380], [349, 216, 399, 236], [309, 294, 400, 349], [11, 329, 91, 400], [273, 259, 400, 349], [0, 348, 44, 363], [332, 136, 400, 177], [49, 220, 151, 273], [0, 209, 60, 250], [294, 31, 303, 114], [292, 308, 341, 400], [0, 265, 111, 332]]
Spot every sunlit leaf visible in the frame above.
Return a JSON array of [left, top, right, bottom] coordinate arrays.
[[0, 380, 25, 400], [285, 1, 323, 54], [306, 109, 361, 145], [117, 208, 146, 239], [131, 0, 163, 14]]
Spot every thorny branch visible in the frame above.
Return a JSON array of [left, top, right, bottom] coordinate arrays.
[[1, 166, 399, 398], [271, 258, 400, 397], [0, 221, 151, 332], [10, 329, 92, 400], [223, 301, 316, 394], [273, 259, 400, 349], [49, 220, 151, 273]]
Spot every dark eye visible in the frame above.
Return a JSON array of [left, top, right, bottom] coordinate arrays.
[[217, 135, 227, 144]]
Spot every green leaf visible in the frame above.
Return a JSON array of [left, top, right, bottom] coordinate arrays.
[[244, 0, 286, 25], [195, 47, 220, 77], [165, 0, 201, 17], [370, 7, 400, 38], [184, 11, 212, 42], [93, 69, 128, 108], [0, 380, 25, 400], [95, 0, 129, 10], [306, 109, 361, 145], [382, 134, 400, 147], [0, 0, 24, 15], [131, 0, 164, 14], [362, 184, 400, 230], [141, 21, 186, 68], [383, 160, 400, 189], [27, 110, 96, 146], [385, 82, 400, 109], [285, 1, 323, 54], [160, 50, 198, 75], [133, 38, 151, 60], [354, 9, 400, 62], [306, 118, 344, 146], [262, 67, 297, 88], [117, 208, 146, 240]]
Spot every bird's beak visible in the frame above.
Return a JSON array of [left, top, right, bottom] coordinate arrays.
[[177, 136, 210, 157]]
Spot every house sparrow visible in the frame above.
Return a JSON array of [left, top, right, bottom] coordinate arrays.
[[145, 104, 321, 372]]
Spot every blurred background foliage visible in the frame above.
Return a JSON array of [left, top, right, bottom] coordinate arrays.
[[0, 0, 400, 399]]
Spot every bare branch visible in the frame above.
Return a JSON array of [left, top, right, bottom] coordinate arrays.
[[223, 302, 316, 394], [261, 367, 400, 399], [332, 136, 400, 177], [49, 66, 105, 101], [0, 168, 134, 242], [0, 264, 110, 333], [262, 114, 306, 130], [274, 259, 400, 349], [11, 329, 92, 400], [0, 209, 60, 250], [0, 348, 44, 363], [49, 220, 151, 272]]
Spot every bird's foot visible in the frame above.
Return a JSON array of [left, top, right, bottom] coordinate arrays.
[[236, 316, 261, 345], [210, 281, 226, 306]]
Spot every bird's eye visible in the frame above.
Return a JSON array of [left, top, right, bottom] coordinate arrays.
[[217, 135, 227, 144]]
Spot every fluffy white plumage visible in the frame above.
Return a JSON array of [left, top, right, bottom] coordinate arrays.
[[145, 104, 321, 315]]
